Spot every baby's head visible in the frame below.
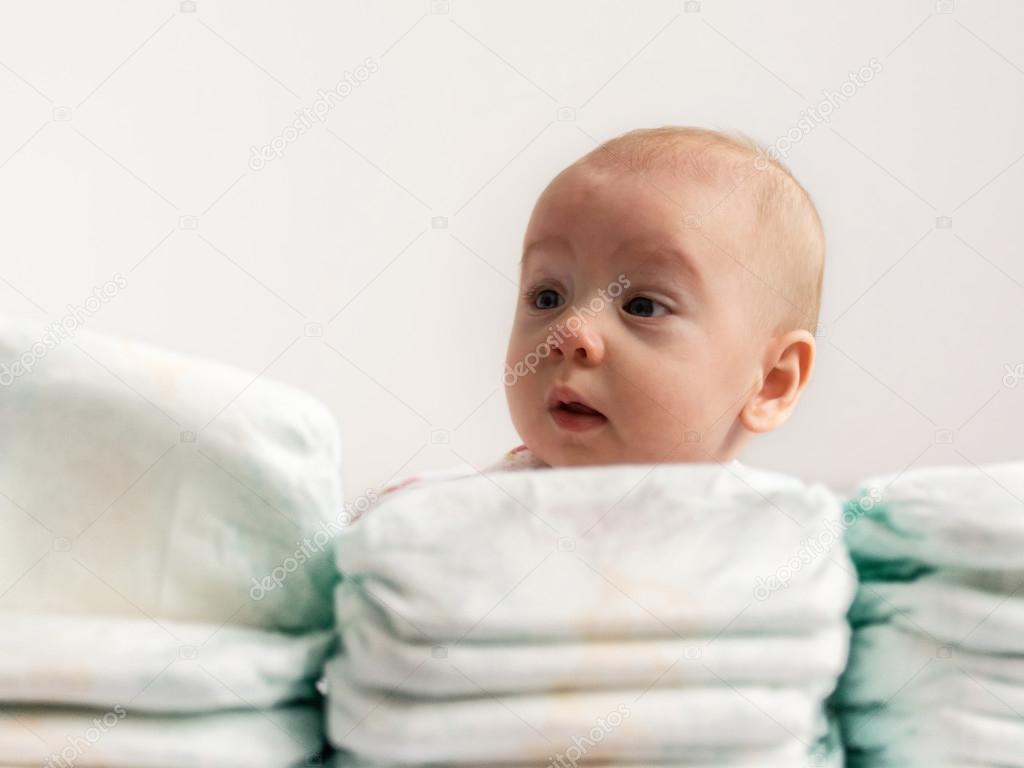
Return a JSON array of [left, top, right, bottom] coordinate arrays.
[[504, 126, 825, 467]]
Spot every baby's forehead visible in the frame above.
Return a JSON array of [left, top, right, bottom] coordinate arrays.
[[529, 172, 740, 269], [580, 134, 758, 191], [551, 143, 764, 231], [542, 161, 707, 217], [524, 136, 789, 276]]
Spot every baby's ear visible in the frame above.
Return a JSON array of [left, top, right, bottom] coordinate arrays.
[[739, 330, 816, 433]]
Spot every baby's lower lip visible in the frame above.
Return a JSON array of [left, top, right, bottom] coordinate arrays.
[[549, 406, 608, 432]]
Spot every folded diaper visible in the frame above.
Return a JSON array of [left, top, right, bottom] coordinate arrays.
[[327, 666, 827, 764], [839, 628, 1024, 766], [335, 462, 856, 641], [838, 624, 1024, 716], [842, 708, 1024, 768], [0, 613, 333, 712], [0, 703, 322, 768], [0, 317, 342, 632], [334, 580, 849, 696], [330, 461, 855, 765], [844, 461, 1024, 572], [325, 745, 839, 768], [0, 319, 341, 763], [850, 571, 1024, 653], [837, 460, 1024, 767]]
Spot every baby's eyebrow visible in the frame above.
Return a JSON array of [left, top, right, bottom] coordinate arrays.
[[626, 247, 704, 293], [520, 239, 703, 295], [520, 237, 569, 268]]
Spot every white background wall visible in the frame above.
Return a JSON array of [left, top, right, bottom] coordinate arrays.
[[1, 0, 1022, 501]]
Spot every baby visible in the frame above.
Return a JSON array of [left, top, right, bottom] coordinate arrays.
[[503, 125, 825, 469], [377, 125, 825, 499]]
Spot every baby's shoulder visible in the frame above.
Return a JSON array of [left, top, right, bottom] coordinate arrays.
[[488, 444, 549, 472], [369, 444, 547, 509]]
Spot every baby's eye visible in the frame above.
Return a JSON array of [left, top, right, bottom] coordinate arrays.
[[532, 288, 564, 310], [623, 296, 668, 317]]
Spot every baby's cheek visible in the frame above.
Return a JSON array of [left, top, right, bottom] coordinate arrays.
[[504, 379, 530, 428], [509, 375, 551, 441], [637, 375, 697, 427], [625, 399, 685, 449]]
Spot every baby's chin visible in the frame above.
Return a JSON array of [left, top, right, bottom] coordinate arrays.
[[534, 439, 726, 468], [520, 411, 731, 467], [543, 452, 618, 468], [529, 441, 645, 468], [522, 437, 604, 468]]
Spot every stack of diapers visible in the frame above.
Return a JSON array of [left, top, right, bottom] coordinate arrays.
[[327, 461, 857, 766], [836, 461, 1024, 767], [0, 317, 342, 767]]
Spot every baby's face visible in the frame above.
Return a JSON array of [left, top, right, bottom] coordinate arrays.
[[504, 161, 770, 467]]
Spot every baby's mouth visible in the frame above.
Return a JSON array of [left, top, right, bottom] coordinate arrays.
[[549, 399, 608, 431], [556, 400, 602, 416]]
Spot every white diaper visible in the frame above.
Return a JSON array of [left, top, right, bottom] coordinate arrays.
[[334, 580, 848, 696], [325, 745, 840, 768], [838, 460, 1024, 767], [334, 462, 855, 641], [851, 572, 1024, 653], [329, 461, 854, 765], [326, 668, 826, 764], [0, 703, 322, 768], [844, 460, 1024, 571], [0, 613, 333, 712], [0, 318, 342, 764], [0, 317, 343, 632]]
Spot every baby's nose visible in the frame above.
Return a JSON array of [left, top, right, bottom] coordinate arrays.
[[553, 315, 605, 365]]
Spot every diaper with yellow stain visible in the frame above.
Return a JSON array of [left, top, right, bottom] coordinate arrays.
[[327, 461, 854, 765]]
